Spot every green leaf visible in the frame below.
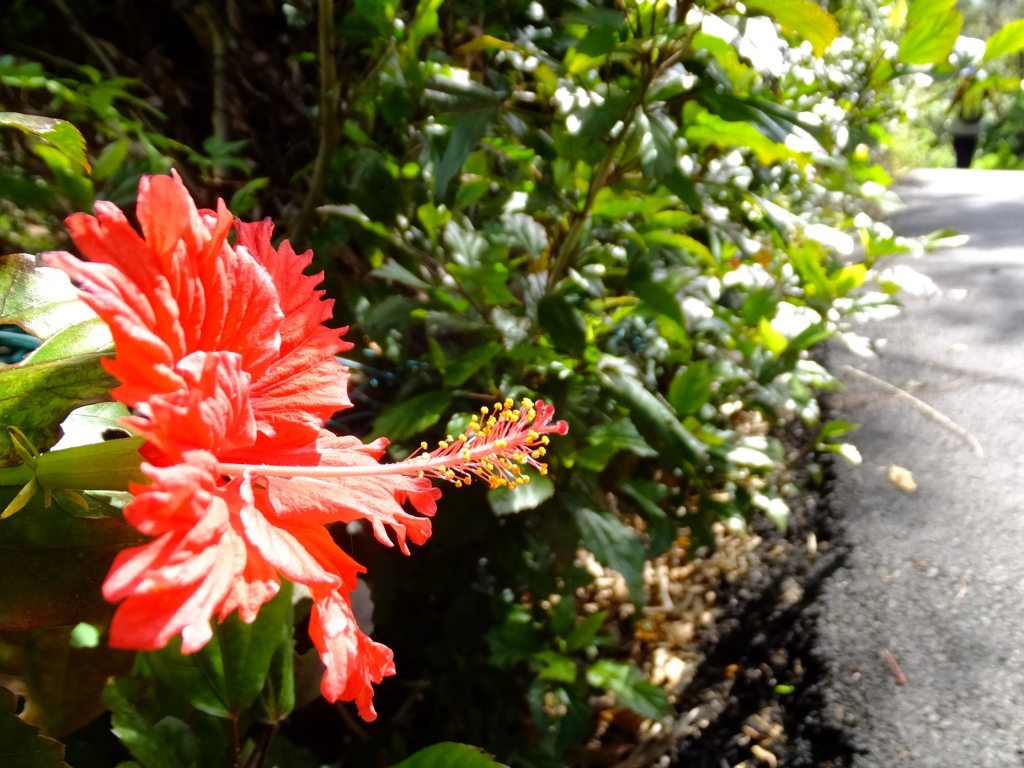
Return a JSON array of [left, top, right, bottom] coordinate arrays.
[[147, 583, 293, 718], [742, 288, 779, 326], [533, 651, 578, 682], [598, 360, 707, 465], [102, 681, 192, 768], [576, 417, 657, 471], [370, 391, 452, 442], [0, 352, 118, 466], [898, 9, 962, 65], [27, 317, 113, 362], [252, 594, 296, 724], [684, 107, 804, 166], [621, 480, 675, 557], [443, 341, 503, 387], [904, 0, 956, 24], [664, 171, 703, 212], [818, 420, 857, 441], [644, 232, 714, 266], [0, 113, 89, 172], [0, 686, 68, 768], [92, 139, 129, 181], [537, 296, 587, 357], [576, 26, 618, 56], [434, 109, 497, 197], [0, 485, 144, 631], [574, 508, 645, 605], [984, 18, 1024, 62], [758, 317, 788, 355], [407, 0, 447, 55], [53, 402, 131, 450], [488, 469, 554, 515], [390, 743, 508, 768], [586, 660, 670, 719], [744, 0, 839, 57], [0, 254, 98, 341], [371, 258, 431, 290], [228, 177, 269, 216], [565, 611, 607, 650], [638, 110, 678, 181], [667, 361, 713, 416], [632, 279, 684, 327]]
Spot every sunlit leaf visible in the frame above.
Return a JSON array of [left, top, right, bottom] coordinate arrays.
[[0, 113, 89, 172], [391, 743, 508, 768], [898, 9, 962, 65], [984, 18, 1024, 62], [586, 660, 670, 719], [488, 469, 554, 515], [745, 0, 839, 57]]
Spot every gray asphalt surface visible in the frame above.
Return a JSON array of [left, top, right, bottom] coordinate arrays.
[[819, 169, 1024, 767]]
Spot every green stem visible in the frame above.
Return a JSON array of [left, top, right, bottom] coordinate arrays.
[[0, 464, 34, 487]]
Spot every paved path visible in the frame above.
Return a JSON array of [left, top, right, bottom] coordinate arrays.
[[819, 169, 1024, 767]]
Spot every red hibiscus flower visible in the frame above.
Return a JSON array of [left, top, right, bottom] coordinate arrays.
[[45, 173, 566, 721]]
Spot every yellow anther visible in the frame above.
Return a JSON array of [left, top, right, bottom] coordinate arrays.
[[505, 398, 514, 408], [495, 439, 507, 448], [447, 435, 454, 442], [439, 441, 448, 449], [481, 406, 489, 415], [522, 398, 534, 408], [523, 475, 530, 483], [539, 465, 548, 475], [541, 436, 550, 445], [421, 441, 428, 450], [418, 471, 425, 478], [528, 409, 536, 420], [462, 449, 471, 460], [494, 402, 502, 411], [528, 430, 540, 442]]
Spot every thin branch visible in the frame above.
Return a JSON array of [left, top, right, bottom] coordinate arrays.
[[291, 0, 339, 251], [334, 700, 370, 742], [196, 5, 230, 178], [841, 364, 984, 458], [545, 114, 633, 292]]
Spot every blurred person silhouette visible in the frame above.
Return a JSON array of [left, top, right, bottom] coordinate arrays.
[[951, 104, 983, 168]]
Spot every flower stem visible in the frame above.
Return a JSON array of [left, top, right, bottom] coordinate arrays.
[[0, 464, 35, 486]]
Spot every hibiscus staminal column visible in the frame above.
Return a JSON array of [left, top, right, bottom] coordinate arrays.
[[217, 398, 568, 487]]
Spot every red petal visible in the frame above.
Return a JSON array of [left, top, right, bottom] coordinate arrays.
[[124, 351, 256, 459], [260, 433, 440, 555], [235, 220, 353, 445], [308, 589, 395, 720], [45, 174, 284, 406]]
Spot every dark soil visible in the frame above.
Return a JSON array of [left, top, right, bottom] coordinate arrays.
[[668, 401, 857, 768]]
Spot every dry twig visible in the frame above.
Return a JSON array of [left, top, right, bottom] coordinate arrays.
[[841, 365, 984, 458], [880, 648, 907, 685]]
